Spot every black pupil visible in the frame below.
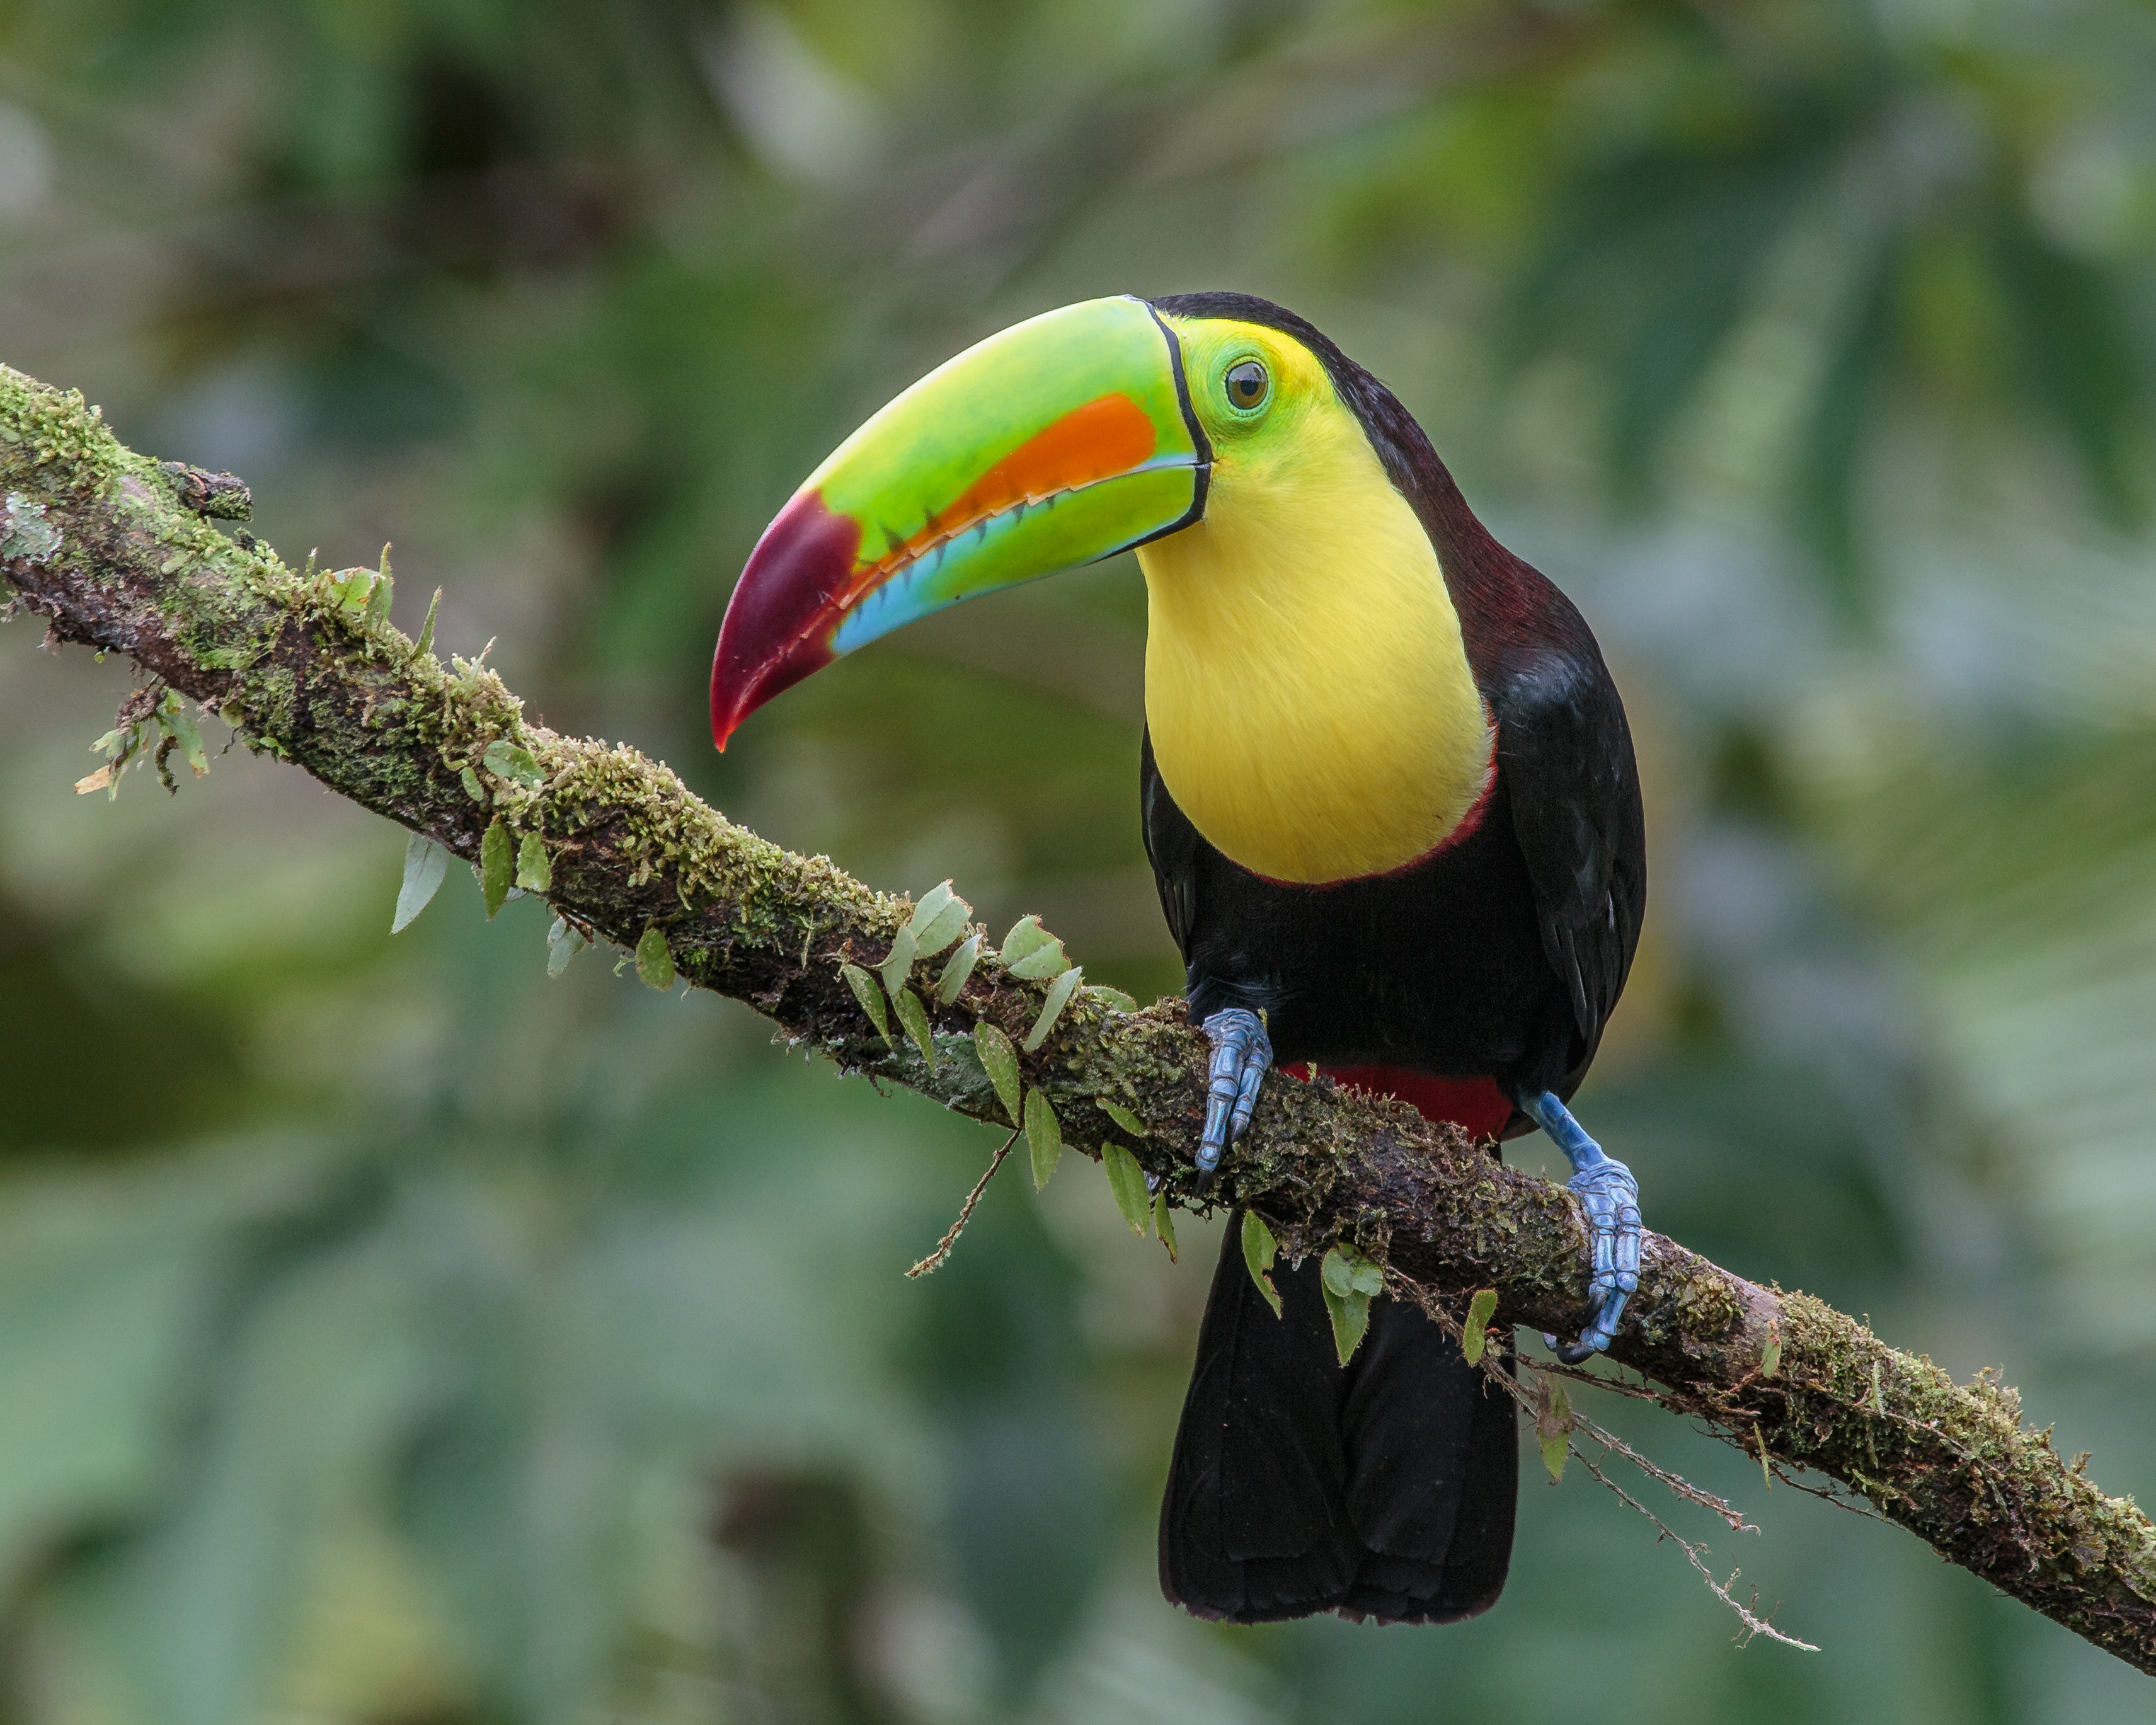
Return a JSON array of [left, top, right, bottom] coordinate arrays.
[[1226, 361, 1267, 407]]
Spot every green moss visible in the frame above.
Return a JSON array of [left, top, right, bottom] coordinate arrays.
[[0, 369, 130, 492], [1, 491, 62, 563], [1671, 1269, 1743, 1336]]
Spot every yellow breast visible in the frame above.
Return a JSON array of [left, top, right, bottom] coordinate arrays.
[[1135, 386, 1491, 885]]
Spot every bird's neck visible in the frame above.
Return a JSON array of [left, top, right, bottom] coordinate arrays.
[[1136, 428, 1492, 885]]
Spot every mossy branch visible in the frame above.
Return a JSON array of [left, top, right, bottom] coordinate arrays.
[[6, 361, 2154, 1672]]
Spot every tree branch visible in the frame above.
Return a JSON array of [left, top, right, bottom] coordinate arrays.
[[6, 361, 2153, 1672]]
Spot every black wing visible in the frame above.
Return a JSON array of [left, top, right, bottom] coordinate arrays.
[[1492, 642, 1646, 1061]]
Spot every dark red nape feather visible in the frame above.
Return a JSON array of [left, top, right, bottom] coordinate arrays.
[[1285, 1064, 1515, 1142]]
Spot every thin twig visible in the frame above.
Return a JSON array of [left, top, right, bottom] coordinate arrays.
[[1569, 1407, 1758, 1536], [1523, 1349, 1666, 1402], [1486, 1355, 1796, 1642], [1568, 1441, 1820, 1651], [907, 1129, 1020, 1278]]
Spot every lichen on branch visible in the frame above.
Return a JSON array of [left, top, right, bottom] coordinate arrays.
[[6, 360, 2155, 1673]]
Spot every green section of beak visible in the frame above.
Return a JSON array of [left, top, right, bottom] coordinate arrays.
[[713, 294, 1207, 745], [814, 297, 1207, 655]]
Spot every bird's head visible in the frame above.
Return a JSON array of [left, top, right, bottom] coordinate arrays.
[[708, 293, 1348, 749]]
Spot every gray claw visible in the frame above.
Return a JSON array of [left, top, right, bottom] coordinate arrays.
[[1550, 1159, 1639, 1361], [1523, 1090, 1641, 1361], [1196, 1008, 1271, 1178]]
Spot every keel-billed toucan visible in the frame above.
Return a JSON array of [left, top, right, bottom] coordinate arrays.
[[710, 293, 1647, 1625]]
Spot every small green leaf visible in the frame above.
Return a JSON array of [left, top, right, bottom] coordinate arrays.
[[483, 739, 545, 789], [1320, 1246, 1382, 1363], [1462, 1288, 1500, 1367], [1241, 1212, 1282, 1319], [893, 987, 936, 1073], [1153, 1191, 1178, 1261], [1024, 1088, 1063, 1191], [392, 834, 449, 934], [1082, 983, 1139, 1013], [907, 881, 971, 955], [1321, 1276, 1372, 1367], [367, 566, 394, 621], [1101, 1142, 1150, 1236], [635, 926, 675, 990], [934, 934, 980, 1004], [1023, 965, 1083, 1052], [1007, 937, 1070, 980], [1099, 1100, 1147, 1138], [459, 764, 487, 803], [1000, 915, 1052, 966], [879, 924, 919, 997], [1761, 1327, 1782, 1379], [480, 820, 513, 918], [515, 832, 551, 893], [842, 963, 890, 1041], [1536, 1377, 1573, 1483], [413, 587, 442, 659], [156, 706, 209, 777], [546, 915, 586, 977], [1320, 1242, 1384, 1299], [974, 1023, 1020, 1123]]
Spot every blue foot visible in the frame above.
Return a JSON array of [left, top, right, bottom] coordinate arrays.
[[1195, 1008, 1271, 1182], [1523, 1091, 1641, 1365]]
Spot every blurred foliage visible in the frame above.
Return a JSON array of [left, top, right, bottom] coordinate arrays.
[[5, 0, 2156, 1720]]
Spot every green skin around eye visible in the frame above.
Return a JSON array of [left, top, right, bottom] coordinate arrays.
[[1161, 323, 1325, 464]]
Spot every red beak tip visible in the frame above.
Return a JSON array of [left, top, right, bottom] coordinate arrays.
[[709, 491, 858, 754], [709, 693, 742, 754]]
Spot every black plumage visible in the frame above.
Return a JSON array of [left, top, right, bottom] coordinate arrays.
[[1161, 1222, 1519, 1624], [1144, 294, 1646, 1624]]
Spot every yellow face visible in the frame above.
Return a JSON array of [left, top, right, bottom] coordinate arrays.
[[1173, 318, 1340, 493], [1138, 316, 1493, 884]]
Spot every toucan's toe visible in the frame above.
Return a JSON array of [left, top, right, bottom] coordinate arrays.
[[1196, 1008, 1272, 1178], [1523, 1092, 1641, 1361]]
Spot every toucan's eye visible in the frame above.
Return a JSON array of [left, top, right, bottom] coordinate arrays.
[[1224, 360, 1270, 413]]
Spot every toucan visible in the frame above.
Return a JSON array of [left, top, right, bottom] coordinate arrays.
[[709, 292, 1646, 1626]]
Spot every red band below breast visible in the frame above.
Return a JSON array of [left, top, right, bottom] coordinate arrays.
[[1285, 1063, 1515, 1142]]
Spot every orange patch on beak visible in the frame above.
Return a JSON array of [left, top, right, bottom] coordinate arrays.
[[852, 392, 1159, 590]]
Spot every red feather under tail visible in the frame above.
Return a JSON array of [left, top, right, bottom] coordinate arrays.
[[1284, 1063, 1513, 1142]]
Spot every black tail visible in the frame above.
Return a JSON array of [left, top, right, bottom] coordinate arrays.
[[1159, 1217, 1517, 1624]]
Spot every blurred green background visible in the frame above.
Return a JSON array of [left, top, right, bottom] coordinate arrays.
[[4, 1, 2156, 1719]]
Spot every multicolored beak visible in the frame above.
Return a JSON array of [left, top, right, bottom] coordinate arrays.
[[710, 295, 1208, 748]]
